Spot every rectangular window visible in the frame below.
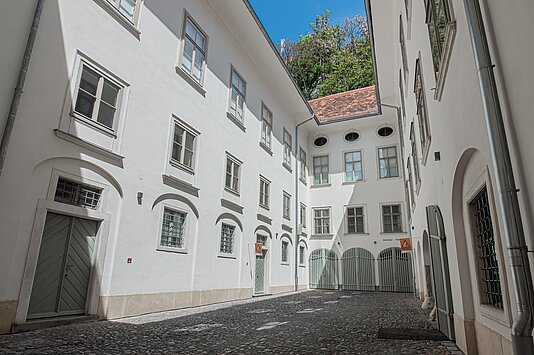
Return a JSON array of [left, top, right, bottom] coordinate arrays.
[[229, 69, 246, 122], [259, 176, 270, 209], [225, 155, 241, 194], [415, 59, 431, 156], [283, 192, 291, 220], [410, 123, 421, 189], [300, 203, 306, 229], [344, 151, 363, 182], [283, 129, 292, 166], [181, 16, 207, 84], [378, 147, 399, 178], [220, 223, 235, 255], [470, 187, 503, 309], [425, 0, 452, 80], [74, 64, 122, 131], [313, 155, 329, 185], [347, 206, 365, 234], [407, 157, 416, 207], [160, 208, 186, 249], [281, 241, 289, 263], [399, 69, 407, 126], [299, 148, 307, 182], [55, 178, 102, 210], [171, 121, 197, 170], [313, 208, 331, 235], [106, 0, 139, 23], [299, 246, 305, 266], [382, 204, 402, 233], [399, 15, 409, 83], [261, 104, 273, 149]]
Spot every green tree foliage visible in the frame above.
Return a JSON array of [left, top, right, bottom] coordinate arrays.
[[279, 11, 374, 100]]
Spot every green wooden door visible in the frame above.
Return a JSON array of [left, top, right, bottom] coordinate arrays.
[[378, 247, 413, 293], [342, 248, 375, 291], [309, 249, 338, 290], [28, 213, 97, 319]]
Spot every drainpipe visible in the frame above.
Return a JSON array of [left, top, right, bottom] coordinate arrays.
[[381, 103, 417, 297], [0, 0, 45, 179], [294, 116, 315, 291], [463, 0, 534, 353]]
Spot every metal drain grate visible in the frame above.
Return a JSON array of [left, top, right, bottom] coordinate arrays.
[[377, 328, 448, 341]]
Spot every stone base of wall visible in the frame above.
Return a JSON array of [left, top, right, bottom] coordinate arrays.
[[269, 285, 295, 295], [0, 300, 17, 334], [453, 314, 512, 355], [98, 288, 253, 320]]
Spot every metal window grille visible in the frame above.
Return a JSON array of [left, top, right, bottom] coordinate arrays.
[[281, 241, 289, 262], [314, 208, 330, 235], [220, 223, 235, 254], [347, 207, 365, 233], [382, 205, 402, 233], [471, 187, 503, 309], [313, 155, 329, 184], [54, 178, 102, 210], [299, 246, 305, 265], [378, 147, 399, 178], [160, 208, 186, 249]]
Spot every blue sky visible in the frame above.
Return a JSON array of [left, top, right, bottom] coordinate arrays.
[[249, 0, 367, 44]]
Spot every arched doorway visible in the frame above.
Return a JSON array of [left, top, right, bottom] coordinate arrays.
[[378, 247, 413, 293], [341, 248, 375, 291], [309, 249, 338, 290]]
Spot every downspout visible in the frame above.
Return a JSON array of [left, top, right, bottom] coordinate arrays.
[[463, 0, 534, 353], [0, 0, 45, 179], [381, 103, 417, 296], [294, 116, 315, 291]]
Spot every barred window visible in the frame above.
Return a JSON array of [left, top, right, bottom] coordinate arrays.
[[470, 187, 503, 309], [220, 223, 235, 255], [347, 207, 365, 234], [313, 155, 329, 185], [55, 178, 102, 210], [160, 208, 186, 249], [313, 208, 331, 235], [378, 147, 399, 178], [281, 241, 289, 263], [299, 246, 305, 266], [382, 204, 402, 233]]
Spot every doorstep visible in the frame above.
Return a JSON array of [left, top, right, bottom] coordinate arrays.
[[11, 315, 99, 333]]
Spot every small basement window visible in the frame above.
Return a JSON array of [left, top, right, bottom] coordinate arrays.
[[344, 132, 360, 142], [313, 136, 328, 147], [54, 178, 102, 210], [377, 126, 394, 137]]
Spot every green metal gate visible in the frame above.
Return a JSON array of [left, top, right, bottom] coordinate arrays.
[[255, 235, 267, 294], [341, 248, 375, 291], [427, 206, 455, 340], [28, 212, 98, 319], [378, 247, 413, 293], [309, 249, 338, 290]]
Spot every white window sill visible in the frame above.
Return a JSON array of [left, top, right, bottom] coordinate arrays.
[[54, 129, 124, 164], [299, 264, 306, 268], [226, 112, 246, 132], [282, 162, 292, 173], [311, 183, 331, 188], [218, 254, 237, 260], [259, 141, 273, 156], [345, 232, 369, 236], [224, 187, 240, 197], [311, 234, 333, 240], [175, 66, 206, 97], [71, 112, 117, 138], [378, 175, 401, 181], [156, 246, 188, 254], [94, 0, 141, 39], [170, 159, 195, 175], [281, 262, 290, 266], [342, 180, 364, 185], [259, 204, 270, 211]]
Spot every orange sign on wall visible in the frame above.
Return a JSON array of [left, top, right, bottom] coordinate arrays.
[[255, 242, 263, 256], [400, 238, 412, 252]]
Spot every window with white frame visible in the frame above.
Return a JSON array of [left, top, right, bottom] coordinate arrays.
[[160, 208, 186, 249], [281, 241, 289, 263], [344, 151, 363, 182], [229, 69, 246, 122], [399, 70, 407, 126], [313, 155, 329, 185], [283, 129, 292, 167], [74, 64, 123, 131], [313, 208, 331, 235], [410, 123, 421, 189], [219, 223, 235, 255], [55, 178, 102, 210], [283, 192, 291, 220], [347, 206, 365, 234], [415, 59, 431, 157], [181, 16, 207, 84], [225, 155, 241, 194], [171, 120, 197, 170], [299, 246, 305, 266], [425, 0, 453, 81], [382, 204, 402, 233], [261, 104, 273, 149], [378, 147, 399, 179], [299, 148, 307, 182], [407, 157, 416, 206], [106, 0, 140, 23], [300, 203, 306, 229], [259, 176, 270, 209], [399, 15, 409, 83]]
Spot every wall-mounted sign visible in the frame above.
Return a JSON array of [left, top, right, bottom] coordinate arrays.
[[400, 238, 412, 252], [255, 242, 263, 256]]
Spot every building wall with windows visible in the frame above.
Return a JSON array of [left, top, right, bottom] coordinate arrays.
[[0, 0, 314, 332], [380, 0, 534, 354]]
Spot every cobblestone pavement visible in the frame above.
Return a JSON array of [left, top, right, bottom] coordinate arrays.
[[0, 291, 453, 354]]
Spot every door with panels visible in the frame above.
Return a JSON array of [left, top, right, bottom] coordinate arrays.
[[255, 234, 268, 294], [341, 248, 375, 291], [378, 247, 413, 293], [27, 212, 98, 319], [309, 249, 338, 290]]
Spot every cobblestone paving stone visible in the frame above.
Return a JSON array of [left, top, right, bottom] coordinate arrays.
[[0, 291, 452, 354]]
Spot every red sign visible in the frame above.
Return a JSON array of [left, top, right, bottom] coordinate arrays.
[[400, 238, 412, 252], [255, 242, 263, 256]]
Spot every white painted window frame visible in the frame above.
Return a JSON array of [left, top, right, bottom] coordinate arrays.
[[224, 153, 242, 196], [377, 145, 400, 180], [178, 11, 209, 88], [259, 175, 270, 210], [156, 204, 188, 253], [283, 191, 291, 220], [312, 154, 330, 186], [345, 204, 367, 234], [312, 207, 332, 236], [343, 149, 364, 183], [170, 116, 200, 174], [380, 203, 403, 234]]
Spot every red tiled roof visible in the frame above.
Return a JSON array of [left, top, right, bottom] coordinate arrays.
[[309, 86, 378, 122]]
